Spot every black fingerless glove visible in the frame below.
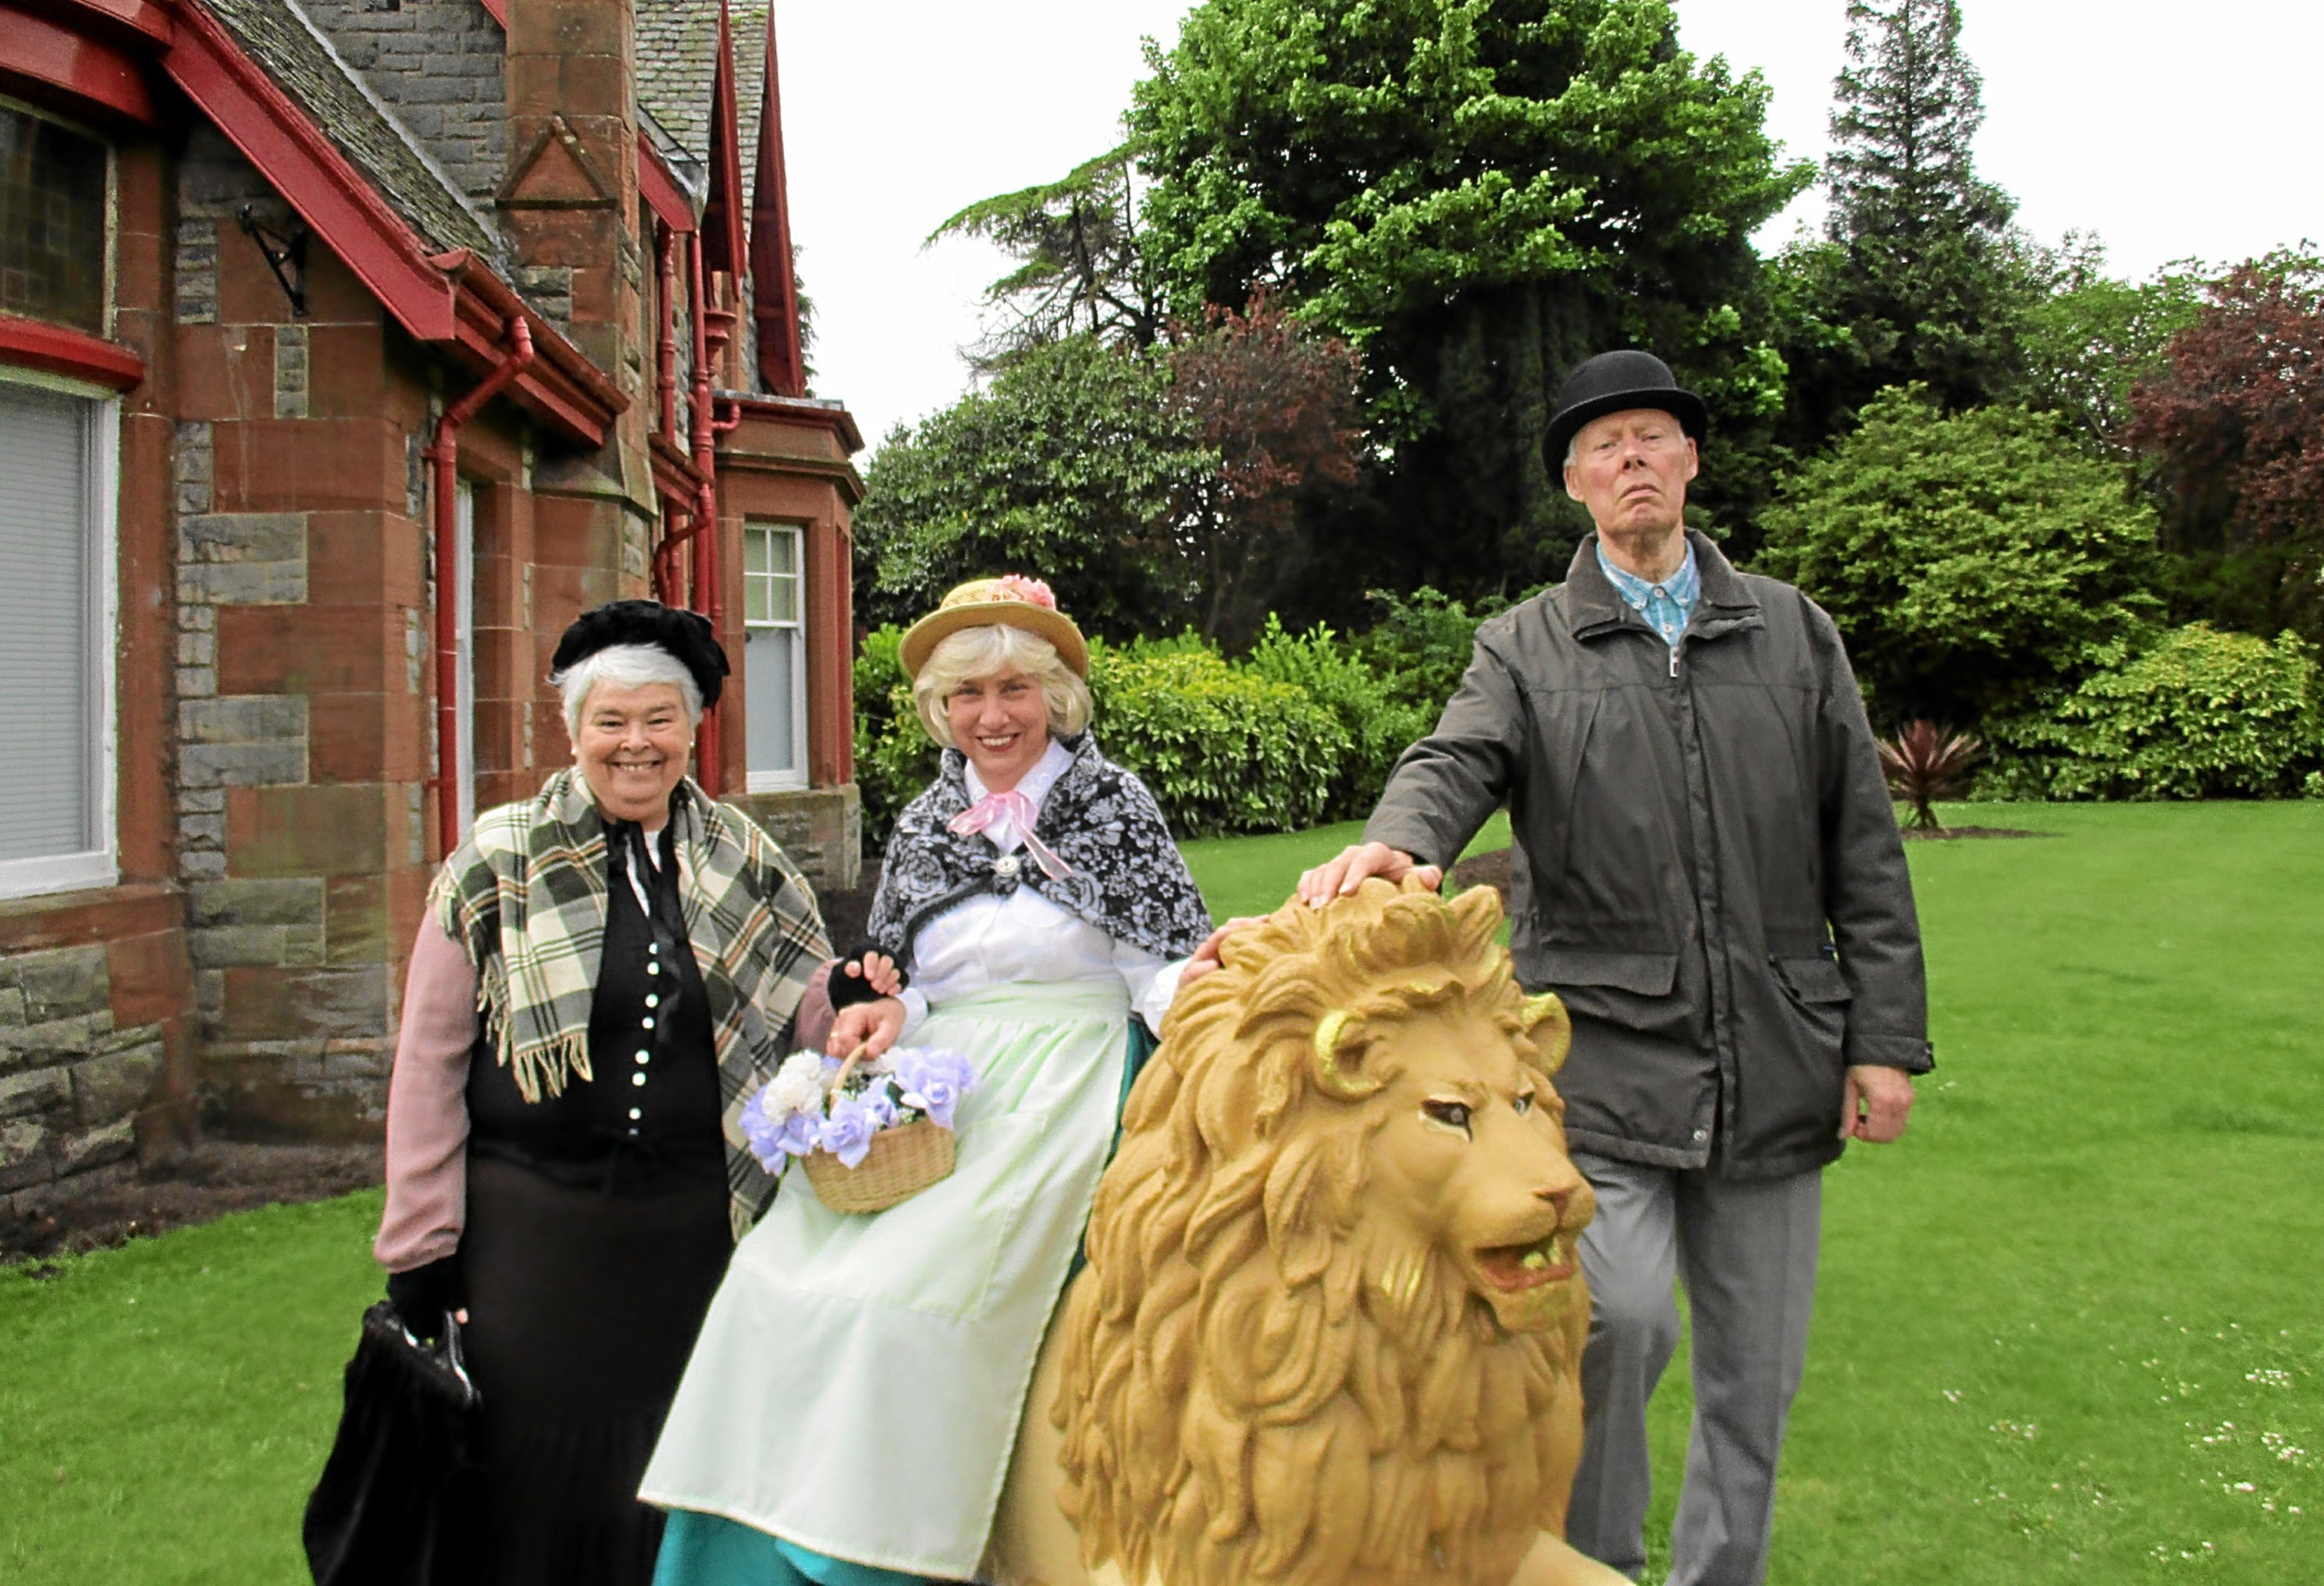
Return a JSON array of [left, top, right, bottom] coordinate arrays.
[[825, 944, 907, 1011], [386, 1254, 467, 1338]]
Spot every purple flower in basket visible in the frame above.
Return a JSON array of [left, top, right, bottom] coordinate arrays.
[[738, 1086, 786, 1172], [891, 1046, 978, 1129], [859, 1080, 901, 1130], [818, 1093, 881, 1168]]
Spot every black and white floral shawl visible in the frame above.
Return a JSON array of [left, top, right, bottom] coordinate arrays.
[[867, 734, 1212, 965]]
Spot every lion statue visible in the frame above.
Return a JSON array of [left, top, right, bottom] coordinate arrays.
[[984, 877, 1626, 1586]]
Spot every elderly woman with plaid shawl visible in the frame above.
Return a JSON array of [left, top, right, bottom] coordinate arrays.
[[373, 600, 836, 1586]]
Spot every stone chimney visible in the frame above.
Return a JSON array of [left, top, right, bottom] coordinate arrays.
[[498, 0, 652, 514]]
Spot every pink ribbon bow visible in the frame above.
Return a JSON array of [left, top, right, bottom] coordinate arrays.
[[948, 790, 1073, 881]]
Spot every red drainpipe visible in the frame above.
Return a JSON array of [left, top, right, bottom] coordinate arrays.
[[654, 222, 679, 440], [687, 233, 726, 795], [424, 316, 535, 855]]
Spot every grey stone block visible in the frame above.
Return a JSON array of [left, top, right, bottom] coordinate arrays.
[[180, 850, 228, 882], [54, 1118, 136, 1176], [16, 945, 112, 1021], [0, 1014, 113, 1077], [189, 926, 290, 969], [0, 987, 25, 1026], [180, 695, 308, 745], [180, 564, 308, 606], [189, 878, 326, 928], [0, 1067, 70, 1120], [71, 1044, 164, 1127], [180, 512, 308, 565], [0, 1118, 52, 1190], [180, 813, 225, 848], [180, 741, 307, 788]]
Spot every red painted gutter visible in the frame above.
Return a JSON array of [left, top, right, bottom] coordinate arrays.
[[425, 316, 534, 854]]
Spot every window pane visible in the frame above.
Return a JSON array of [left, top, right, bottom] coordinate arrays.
[[743, 526, 770, 578], [0, 383, 94, 859], [745, 626, 798, 775], [767, 531, 796, 575], [769, 567, 797, 625], [0, 108, 109, 334]]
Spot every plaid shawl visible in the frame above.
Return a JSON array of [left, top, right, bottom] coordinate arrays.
[[429, 770, 831, 1238]]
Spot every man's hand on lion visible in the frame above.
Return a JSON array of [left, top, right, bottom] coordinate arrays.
[[1841, 1064, 1914, 1143], [1296, 841, 1444, 906]]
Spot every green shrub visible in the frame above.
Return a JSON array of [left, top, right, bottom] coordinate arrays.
[[1990, 624, 2322, 799], [1089, 645, 1351, 837], [1354, 585, 1511, 717], [851, 624, 937, 847], [1247, 615, 1427, 820], [1754, 387, 2163, 727]]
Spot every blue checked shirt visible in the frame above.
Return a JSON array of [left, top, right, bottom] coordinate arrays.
[[1596, 539, 1700, 650]]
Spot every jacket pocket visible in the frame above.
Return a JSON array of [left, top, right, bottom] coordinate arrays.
[[1769, 955, 1851, 1006], [1532, 949, 1690, 1037]]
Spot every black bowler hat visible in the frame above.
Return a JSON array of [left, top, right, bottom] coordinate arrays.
[[1543, 350, 1710, 466], [550, 599, 730, 709]]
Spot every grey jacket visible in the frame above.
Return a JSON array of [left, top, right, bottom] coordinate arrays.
[[1365, 530, 1931, 1179]]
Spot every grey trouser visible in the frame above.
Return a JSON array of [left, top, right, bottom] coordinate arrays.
[[1563, 1154, 1822, 1586]]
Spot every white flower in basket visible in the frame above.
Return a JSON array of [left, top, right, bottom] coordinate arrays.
[[739, 1045, 978, 1213]]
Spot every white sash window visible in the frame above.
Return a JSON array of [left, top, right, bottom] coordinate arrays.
[[0, 372, 118, 898], [742, 521, 807, 792]]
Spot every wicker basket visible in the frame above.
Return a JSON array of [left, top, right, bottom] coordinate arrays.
[[798, 1048, 959, 1214]]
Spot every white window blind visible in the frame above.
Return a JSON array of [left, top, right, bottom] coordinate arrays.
[[0, 376, 114, 894], [742, 522, 806, 791]]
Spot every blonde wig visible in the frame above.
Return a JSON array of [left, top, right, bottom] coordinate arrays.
[[910, 624, 1093, 749]]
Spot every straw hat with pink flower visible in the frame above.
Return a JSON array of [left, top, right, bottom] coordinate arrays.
[[899, 574, 1089, 681]]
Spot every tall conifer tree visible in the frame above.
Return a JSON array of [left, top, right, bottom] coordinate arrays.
[[1789, 0, 2022, 434]]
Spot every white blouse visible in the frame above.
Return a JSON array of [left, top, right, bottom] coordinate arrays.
[[894, 740, 1187, 1037]]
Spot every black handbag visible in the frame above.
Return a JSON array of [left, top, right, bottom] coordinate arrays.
[[303, 1301, 482, 1586]]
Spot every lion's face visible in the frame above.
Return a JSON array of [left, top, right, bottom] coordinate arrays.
[[1356, 1003, 1596, 1335]]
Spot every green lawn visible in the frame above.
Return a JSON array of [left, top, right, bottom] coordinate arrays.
[[4, 802, 2318, 1582]]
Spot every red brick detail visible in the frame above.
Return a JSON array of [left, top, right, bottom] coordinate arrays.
[[108, 926, 194, 1029], [216, 606, 400, 695], [226, 785, 395, 878], [0, 884, 179, 955]]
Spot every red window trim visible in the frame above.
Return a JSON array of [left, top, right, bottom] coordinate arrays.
[[0, 315, 144, 391]]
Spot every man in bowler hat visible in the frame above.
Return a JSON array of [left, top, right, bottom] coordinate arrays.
[[1300, 350, 1931, 1584]]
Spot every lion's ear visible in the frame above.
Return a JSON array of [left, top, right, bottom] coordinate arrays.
[[1311, 1009, 1387, 1101], [1520, 992, 1572, 1075]]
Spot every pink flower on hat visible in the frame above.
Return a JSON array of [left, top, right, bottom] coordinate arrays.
[[993, 574, 1057, 610]]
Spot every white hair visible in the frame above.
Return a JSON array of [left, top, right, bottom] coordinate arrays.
[[550, 643, 703, 737], [912, 624, 1092, 748]]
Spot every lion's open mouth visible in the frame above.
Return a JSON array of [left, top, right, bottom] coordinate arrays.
[[1472, 1231, 1577, 1293]]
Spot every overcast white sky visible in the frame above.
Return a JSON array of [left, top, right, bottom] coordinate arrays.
[[770, 0, 2324, 451]]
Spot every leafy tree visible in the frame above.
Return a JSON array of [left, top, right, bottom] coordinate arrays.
[[2014, 236, 2204, 453], [1754, 386, 2162, 727], [2123, 251, 2324, 643], [1130, 0, 1809, 596], [849, 336, 1212, 639], [928, 144, 1163, 371], [1784, 0, 2023, 443], [1163, 294, 1365, 647]]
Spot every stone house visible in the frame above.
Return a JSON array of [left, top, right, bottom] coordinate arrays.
[[0, 0, 865, 1211]]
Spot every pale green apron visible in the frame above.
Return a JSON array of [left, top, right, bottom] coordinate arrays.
[[641, 981, 1130, 1580]]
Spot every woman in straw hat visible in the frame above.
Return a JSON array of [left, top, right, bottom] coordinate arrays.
[[642, 575, 1224, 1584]]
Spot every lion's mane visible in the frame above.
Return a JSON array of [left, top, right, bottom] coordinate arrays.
[[1055, 879, 1585, 1586]]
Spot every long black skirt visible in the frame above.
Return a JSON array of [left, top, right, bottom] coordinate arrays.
[[447, 1153, 731, 1586]]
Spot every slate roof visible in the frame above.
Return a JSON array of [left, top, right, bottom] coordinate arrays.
[[200, 0, 501, 261], [635, 0, 770, 223]]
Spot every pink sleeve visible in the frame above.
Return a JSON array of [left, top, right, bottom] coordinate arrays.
[[373, 919, 479, 1273]]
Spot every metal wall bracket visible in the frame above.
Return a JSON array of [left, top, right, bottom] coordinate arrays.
[[237, 205, 310, 318]]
